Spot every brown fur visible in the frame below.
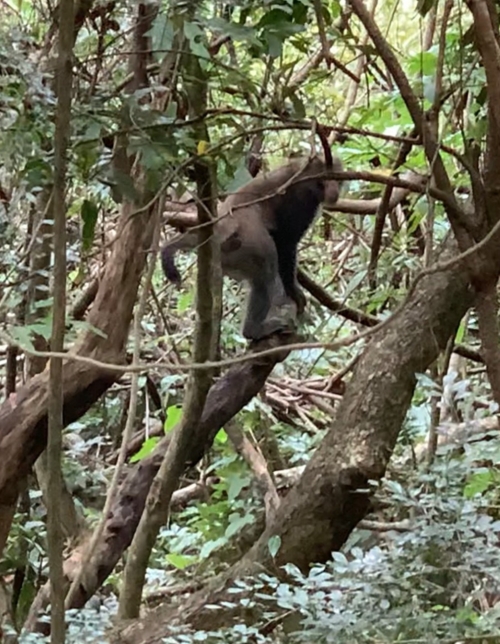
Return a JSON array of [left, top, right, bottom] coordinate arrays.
[[162, 154, 343, 340]]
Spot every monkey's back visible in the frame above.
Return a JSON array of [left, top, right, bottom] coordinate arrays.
[[214, 155, 342, 282]]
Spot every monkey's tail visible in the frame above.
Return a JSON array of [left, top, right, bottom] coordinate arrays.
[[161, 243, 182, 286], [316, 124, 333, 169]]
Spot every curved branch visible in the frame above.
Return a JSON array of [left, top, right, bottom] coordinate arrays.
[[55, 335, 296, 611]]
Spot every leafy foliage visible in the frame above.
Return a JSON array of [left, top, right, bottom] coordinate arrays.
[[159, 454, 500, 643], [1, 0, 499, 641]]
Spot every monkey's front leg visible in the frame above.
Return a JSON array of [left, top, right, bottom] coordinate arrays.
[[274, 241, 307, 314]]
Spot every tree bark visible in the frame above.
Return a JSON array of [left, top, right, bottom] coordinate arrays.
[[46, 0, 75, 635]]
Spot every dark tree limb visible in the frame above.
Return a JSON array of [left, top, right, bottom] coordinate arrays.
[[367, 137, 417, 289], [464, 0, 500, 409], [59, 335, 295, 610], [297, 269, 379, 326]]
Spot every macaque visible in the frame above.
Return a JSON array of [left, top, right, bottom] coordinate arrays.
[[162, 153, 343, 340]]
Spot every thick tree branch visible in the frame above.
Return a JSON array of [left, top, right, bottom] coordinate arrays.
[[466, 0, 500, 139], [53, 336, 295, 612], [0, 199, 158, 538]]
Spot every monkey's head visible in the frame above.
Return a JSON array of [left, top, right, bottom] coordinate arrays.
[[304, 155, 343, 208]]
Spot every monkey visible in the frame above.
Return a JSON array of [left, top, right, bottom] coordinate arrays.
[[161, 152, 343, 341]]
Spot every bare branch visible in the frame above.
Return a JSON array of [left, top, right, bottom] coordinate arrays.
[[46, 0, 75, 637], [225, 420, 280, 525]]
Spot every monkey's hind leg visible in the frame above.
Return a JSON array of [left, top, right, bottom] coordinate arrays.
[[233, 229, 299, 340], [243, 275, 298, 340], [260, 297, 298, 339], [242, 277, 272, 340]]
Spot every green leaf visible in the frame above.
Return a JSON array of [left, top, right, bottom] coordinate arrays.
[[225, 512, 254, 538], [224, 163, 253, 193], [164, 404, 183, 433], [81, 121, 102, 143], [268, 535, 281, 558], [177, 291, 193, 313], [200, 536, 227, 559], [226, 472, 249, 501], [23, 157, 52, 189], [455, 319, 466, 345], [165, 553, 197, 570], [129, 437, 160, 463], [8, 325, 36, 350], [408, 51, 437, 77], [214, 428, 227, 445], [265, 33, 284, 58], [205, 18, 259, 45], [256, 9, 305, 57], [150, 15, 175, 61], [183, 22, 210, 60], [81, 199, 98, 252], [463, 469, 495, 498], [111, 169, 140, 203]]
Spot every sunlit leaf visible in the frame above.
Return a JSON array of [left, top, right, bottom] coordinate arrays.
[[225, 512, 254, 538], [164, 404, 183, 432], [197, 140, 209, 155], [268, 535, 281, 558], [165, 553, 197, 570], [214, 428, 227, 445], [464, 469, 495, 498], [129, 437, 160, 463], [177, 291, 193, 313]]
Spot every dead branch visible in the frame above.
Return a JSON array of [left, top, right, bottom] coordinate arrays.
[[225, 420, 280, 525], [359, 519, 411, 532], [415, 416, 500, 461]]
